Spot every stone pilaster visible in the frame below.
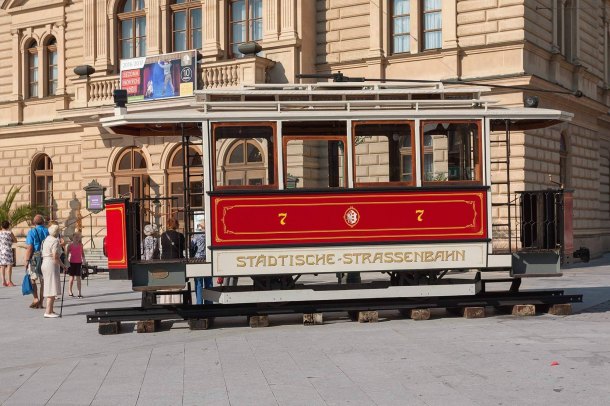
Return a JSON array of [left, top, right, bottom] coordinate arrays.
[[83, 0, 96, 66], [279, 0, 297, 41], [11, 28, 22, 100], [202, 0, 221, 59], [95, 0, 111, 71], [55, 22, 66, 95], [263, 0, 279, 42], [147, 0, 161, 56]]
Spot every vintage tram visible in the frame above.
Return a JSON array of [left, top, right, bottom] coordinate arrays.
[[100, 82, 580, 311]]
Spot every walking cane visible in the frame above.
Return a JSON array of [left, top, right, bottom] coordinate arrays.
[[59, 264, 68, 318]]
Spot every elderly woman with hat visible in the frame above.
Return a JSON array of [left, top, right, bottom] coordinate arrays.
[[41, 224, 67, 318], [141, 224, 160, 260]]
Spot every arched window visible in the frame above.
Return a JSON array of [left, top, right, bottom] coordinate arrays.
[[560, 133, 568, 187], [32, 154, 53, 219], [27, 40, 38, 98], [224, 140, 265, 185], [171, 0, 202, 51], [167, 146, 203, 229], [114, 147, 149, 199], [118, 0, 147, 59], [47, 37, 58, 96], [229, 0, 262, 57]]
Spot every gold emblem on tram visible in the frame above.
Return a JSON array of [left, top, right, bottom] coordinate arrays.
[[344, 206, 360, 228], [149, 270, 170, 280]]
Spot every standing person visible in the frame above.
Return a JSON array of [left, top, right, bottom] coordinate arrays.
[[41, 224, 66, 318], [158, 60, 175, 96], [66, 232, 85, 298], [24, 214, 49, 308], [0, 221, 17, 287], [160, 218, 184, 259], [141, 224, 159, 260], [190, 219, 212, 305], [159, 218, 184, 304]]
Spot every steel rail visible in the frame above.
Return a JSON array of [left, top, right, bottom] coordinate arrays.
[[86, 290, 582, 323]]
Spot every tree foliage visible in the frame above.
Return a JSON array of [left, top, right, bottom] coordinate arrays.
[[0, 186, 44, 227]]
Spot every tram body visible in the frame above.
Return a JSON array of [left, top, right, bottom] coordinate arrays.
[[102, 83, 573, 303]]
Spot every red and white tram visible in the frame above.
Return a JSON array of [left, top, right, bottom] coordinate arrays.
[[101, 82, 577, 306]]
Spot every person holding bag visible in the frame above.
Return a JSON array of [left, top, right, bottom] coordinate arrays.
[[41, 224, 67, 318], [24, 215, 48, 309]]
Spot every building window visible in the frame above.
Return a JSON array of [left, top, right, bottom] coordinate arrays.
[[32, 154, 53, 219], [422, 0, 442, 50], [27, 41, 38, 98], [557, 0, 576, 61], [47, 38, 58, 96], [118, 0, 146, 59], [229, 0, 263, 57], [167, 146, 203, 228], [114, 147, 151, 222], [171, 0, 202, 51], [391, 0, 411, 54]]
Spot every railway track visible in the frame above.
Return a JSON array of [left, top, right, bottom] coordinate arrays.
[[87, 289, 582, 334]]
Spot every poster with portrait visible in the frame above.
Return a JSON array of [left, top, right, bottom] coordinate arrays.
[[193, 211, 205, 232], [120, 50, 196, 103]]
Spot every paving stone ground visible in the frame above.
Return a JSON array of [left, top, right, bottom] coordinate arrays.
[[1, 256, 610, 406]]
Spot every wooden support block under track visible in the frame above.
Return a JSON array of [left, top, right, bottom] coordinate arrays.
[[249, 315, 269, 328], [358, 311, 378, 323], [548, 304, 573, 316], [98, 321, 121, 335], [512, 304, 536, 317], [137, 320, 160, 333], [303, 313, 323, 325], [188, 319, 210, 330], [463, 307, 486, 319], [409, 309, 431, 320]]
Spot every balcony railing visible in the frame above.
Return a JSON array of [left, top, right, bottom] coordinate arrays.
[[72, 56, 275, 108]]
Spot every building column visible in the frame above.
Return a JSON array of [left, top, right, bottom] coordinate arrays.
[[83, 0, 96, 66], [95, 0, 111, 71], [55, 22, 67, 95], [202, 0, 221, 59], [11, 29, 22, 100], [147, 0, 161, 56], [263, 0, 279, 43], [279, 0, 297, 41]]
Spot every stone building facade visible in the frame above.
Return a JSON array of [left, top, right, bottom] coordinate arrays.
[[0, 0, 610, 263]]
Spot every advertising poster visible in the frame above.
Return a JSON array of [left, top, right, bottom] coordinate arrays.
[[120, 50, 196, 102]]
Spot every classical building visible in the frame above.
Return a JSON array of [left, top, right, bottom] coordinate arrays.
[[1, 0, 609, 264]]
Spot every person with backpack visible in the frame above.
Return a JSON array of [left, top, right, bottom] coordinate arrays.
[[24, 215, 49, 309]]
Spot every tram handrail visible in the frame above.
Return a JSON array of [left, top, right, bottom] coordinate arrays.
[[199, 98, 494, 112]]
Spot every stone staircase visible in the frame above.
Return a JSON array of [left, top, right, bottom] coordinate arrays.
[[83, 247, 108, 269]]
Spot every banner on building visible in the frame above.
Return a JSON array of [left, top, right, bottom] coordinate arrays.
[[120, 50, 197, 102]]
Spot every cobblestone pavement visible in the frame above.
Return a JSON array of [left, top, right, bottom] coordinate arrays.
[[1, 256, 610, 406]]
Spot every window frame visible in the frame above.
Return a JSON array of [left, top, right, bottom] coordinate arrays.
[[167, 145, 203, 230], [352, 120, 416, 188], [170, 0, 203, 52], [27, 41, 38, 99], [118, 0, 147, 60], [391, 0, 411, 55], [282, 135, 348, 189], [421, 0, 442, 51], [212, 121, 277, 190], [420, 120, 483, 185], [32, 154, 53, 219], [228, 0, 263, 58]]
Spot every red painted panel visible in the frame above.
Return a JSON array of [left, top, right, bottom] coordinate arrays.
[[212, 190, 487, 247], [105, 202, 128, 269]]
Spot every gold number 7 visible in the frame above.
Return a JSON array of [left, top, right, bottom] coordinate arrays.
[[416, 209, 424, 222]]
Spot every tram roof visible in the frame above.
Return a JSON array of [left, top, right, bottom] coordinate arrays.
[[102, 83, 573, 136]]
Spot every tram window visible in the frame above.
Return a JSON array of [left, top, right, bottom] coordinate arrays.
[[421, 121, 480, 183], [284, 138, 346, 188], [213, 123, 276, 188], [353, 122, 414, 186]]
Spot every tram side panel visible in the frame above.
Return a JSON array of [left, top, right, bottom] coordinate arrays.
[[209, 188, 489, 277]]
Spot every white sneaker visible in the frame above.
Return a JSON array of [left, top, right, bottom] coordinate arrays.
[[44, 313, 59, 318]]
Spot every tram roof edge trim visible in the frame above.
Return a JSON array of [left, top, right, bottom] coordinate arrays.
[[101, 106, 572, 136]]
